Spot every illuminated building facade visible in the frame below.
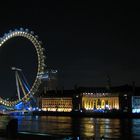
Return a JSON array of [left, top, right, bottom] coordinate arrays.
[[131, 86, 140, 113], [81, 93, 119, 111], [78, 87, 119, 112], [132, 96, 140, 113], [42, 97, 72, 112], [38, 84, 139, 114], [39, 90, 75, 112]]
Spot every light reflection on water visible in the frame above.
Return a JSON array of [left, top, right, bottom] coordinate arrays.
[[1, 115, 140, 139]]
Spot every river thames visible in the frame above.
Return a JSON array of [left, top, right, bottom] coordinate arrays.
[[1, 115, 140, 139], [14, 116, 140, 139]]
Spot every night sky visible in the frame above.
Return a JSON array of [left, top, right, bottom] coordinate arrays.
[[0, 1, 140, 98]]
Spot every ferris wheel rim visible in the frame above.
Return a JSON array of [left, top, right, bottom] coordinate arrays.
[[0, 28, 46, 107]]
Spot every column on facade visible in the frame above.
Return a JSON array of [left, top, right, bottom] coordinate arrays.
[[101, 99, 105, 109]]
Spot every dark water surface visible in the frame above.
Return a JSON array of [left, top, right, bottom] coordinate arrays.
[[1, 115, 140, 139]]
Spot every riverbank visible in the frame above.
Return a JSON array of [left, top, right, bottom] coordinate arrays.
[[17, 131, 74, 140], [32, 111, 140, 118], [0, 131, 75, 140]]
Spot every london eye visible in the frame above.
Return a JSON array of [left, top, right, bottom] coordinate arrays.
[[0, 28, 46, 107]]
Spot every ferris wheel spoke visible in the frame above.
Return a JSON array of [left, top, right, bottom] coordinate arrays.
[[16, 71, 27, 97], [15, 71, 21, 101]]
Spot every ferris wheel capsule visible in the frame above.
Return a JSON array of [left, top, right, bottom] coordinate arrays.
[[25, 29, 29, 32], [9, 30, 12, 33], [20, 28, 24, 31], [30, 31, 34, 34], [4, 33, 7, 37], [39, 41, 42, 44], [35, 35, 38, 38]]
